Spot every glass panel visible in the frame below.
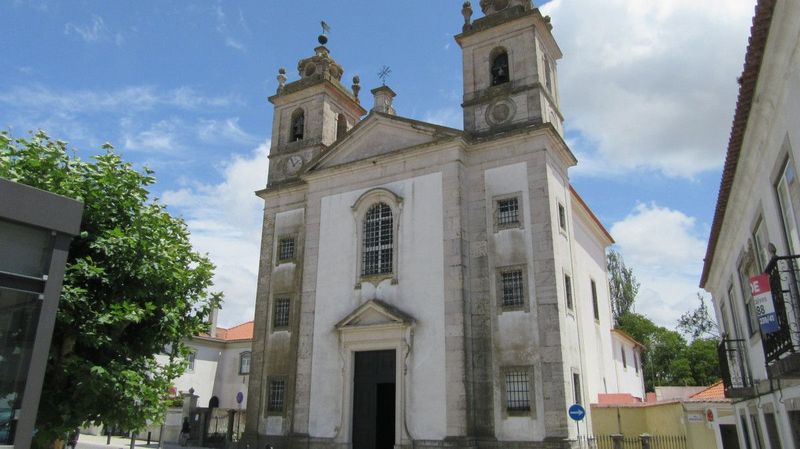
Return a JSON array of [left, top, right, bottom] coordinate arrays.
[[0, 220, 51, 278], [0, 287, 42, 445]]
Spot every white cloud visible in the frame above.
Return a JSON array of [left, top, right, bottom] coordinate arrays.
[[64, 15, 122, 45], [197, 117, 257, 145], [122, 119, 182, 153], [610, 203, 708, 327], [541, 0, 756, 178], [214, 3, 246, 53], [161, 142, 270, 328], [0, 85, 242, 115]]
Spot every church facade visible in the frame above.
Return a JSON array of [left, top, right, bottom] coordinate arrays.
[[245, 2, 632, 448]]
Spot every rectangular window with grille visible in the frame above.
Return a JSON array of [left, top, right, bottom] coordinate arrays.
[[591, 279, 599, 321], [278, 237, 295, 262], [362, 203, 393, 276], [273, 297, 290, 328], [565, 274, 573, 310], [501, 270, 524, 307], [505, 371, 530, 411], [268, 379, 285, 413], [558, 203, 567, 231], [496, 197, 519, 227]]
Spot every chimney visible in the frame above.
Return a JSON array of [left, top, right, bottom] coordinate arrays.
[[371, 85, 396, 115], [208, 307, 219, 338]]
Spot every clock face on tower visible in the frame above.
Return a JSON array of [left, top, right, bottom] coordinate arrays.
[[284, 154, 305, 176]]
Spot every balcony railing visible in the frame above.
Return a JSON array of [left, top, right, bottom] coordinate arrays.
[[718, 338, 753, 397], [764, 254, 800, 378]]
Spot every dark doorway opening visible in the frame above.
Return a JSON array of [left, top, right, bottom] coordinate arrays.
[[719, 424, 741, 449], [352, 350, 396, 449]]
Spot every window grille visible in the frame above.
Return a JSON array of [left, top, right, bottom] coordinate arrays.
[[239, 352, 251, 375], [501, 270, 524, 307], [278, 237, 295, 262], [362, 203, 393, 276], [268, 379, 285, 412], [274, 297, 290, 328], [565, 274, 573, 310], [505, 371, 530, 411], [591, 280, 599, 320], [497, 197, 519, 226], [558, 203, 567, 231], [187, 352, 196, 371]]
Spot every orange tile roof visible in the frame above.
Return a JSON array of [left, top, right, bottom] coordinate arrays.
[[690, 381, 725, 400], [221, 321, 254, 341]]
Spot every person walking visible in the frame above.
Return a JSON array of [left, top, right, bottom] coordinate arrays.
[[179, 418, 191, 447]]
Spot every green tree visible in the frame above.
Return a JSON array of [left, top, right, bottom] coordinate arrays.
[[617, 313, 719, 390], [0, 131, 221, 447], [677, 293, 720, 340], [607, 249, 639, 323]]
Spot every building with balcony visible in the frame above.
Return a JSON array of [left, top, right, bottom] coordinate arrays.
[[700, 0, 800, 447]]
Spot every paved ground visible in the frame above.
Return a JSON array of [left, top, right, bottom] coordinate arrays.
[[75, 433, 207, 449]]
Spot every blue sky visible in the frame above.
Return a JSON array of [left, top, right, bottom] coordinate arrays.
[[2, 0, 757, 328]]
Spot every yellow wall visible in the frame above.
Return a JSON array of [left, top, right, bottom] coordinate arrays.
[[591, 402, 725, 449]]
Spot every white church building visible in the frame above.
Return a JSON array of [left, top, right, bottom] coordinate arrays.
[[245, 1, 642, 448]]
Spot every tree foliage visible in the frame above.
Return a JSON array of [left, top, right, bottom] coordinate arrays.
[[677, 293, 720, 340], [607, 249, 639, 323], [0, 131, 221, 446], [617, 313, 720, 391]]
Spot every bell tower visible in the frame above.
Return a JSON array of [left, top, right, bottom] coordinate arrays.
[[267, 34, 366, 185], [455, 0, 564, 137]]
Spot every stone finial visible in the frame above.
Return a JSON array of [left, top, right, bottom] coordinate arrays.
[[371, 85, 396, 115], [352, 76, 361, 103], [462, 2, 473, 30], [277, 67, 287, 93]]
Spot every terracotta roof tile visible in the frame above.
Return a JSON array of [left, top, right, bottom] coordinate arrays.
[[223, 321, 254, 341], [700, 0, 777, 287], [690, 381, 726, 400]]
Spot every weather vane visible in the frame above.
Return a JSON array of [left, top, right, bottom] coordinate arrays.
[[320, 21, 331, 35], [378, 65, 392, 86]]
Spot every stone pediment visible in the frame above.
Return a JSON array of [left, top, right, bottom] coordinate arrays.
[[307, 112, 462, 172], [335, 299, 415, 330]]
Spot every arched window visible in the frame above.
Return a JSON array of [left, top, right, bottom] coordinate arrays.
[[290, 109, 304, 142], [239, 351, 251, 375], [491, 49, 510, 86], [208, 396, 220, 408], [336, 114, 347, 141], [362, 203, 393, 276]]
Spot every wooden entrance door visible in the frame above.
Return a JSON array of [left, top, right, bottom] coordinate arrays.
[[352, 350, 396, 449]]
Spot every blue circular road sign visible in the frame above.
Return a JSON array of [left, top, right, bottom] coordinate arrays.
[[568, 404, 586, 421], [236, 392, 244, 404]]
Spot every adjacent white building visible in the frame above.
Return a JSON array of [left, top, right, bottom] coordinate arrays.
[[245, 1, 645, 448], [157, 320, 253, 411], [700, 0, 800, 448]]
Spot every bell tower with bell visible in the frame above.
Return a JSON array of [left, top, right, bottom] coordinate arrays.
[[456, 0, 563, 137], [267, 27, 366, 185]]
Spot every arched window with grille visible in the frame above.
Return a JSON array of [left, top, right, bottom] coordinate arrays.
[[491, 48, 510, 86], [362, 202, 393, 276]]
